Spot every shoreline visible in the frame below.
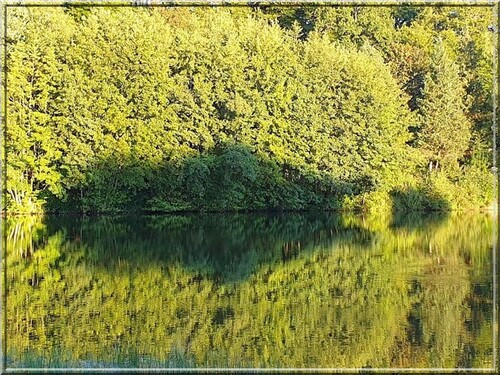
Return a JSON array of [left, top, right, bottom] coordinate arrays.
[[1, 205, 497, 218]]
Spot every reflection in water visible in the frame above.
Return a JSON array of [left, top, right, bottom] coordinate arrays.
[[4, 212, 495, 368]]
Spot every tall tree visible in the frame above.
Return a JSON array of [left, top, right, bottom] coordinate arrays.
[[416, 39, 472, 172]]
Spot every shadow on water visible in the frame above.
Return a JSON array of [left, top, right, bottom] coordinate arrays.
[[389, 209, 449, 230], [41, 211, 377, 283], [9, 206, 455, 287]]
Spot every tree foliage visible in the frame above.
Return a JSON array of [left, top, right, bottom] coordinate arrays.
[[417, 40, 472, 172], [3, 5, 495, 213]]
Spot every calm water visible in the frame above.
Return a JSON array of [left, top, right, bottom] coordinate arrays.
[[4, 212, 496, 369]]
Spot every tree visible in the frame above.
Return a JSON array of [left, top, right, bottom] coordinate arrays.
[[416, 39, 471, 172]]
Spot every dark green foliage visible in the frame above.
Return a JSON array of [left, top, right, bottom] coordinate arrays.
[[393, 6, 422, 28], [390, 186, 451, 212]]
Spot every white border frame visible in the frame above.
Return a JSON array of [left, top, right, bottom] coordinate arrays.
[[0, 0, 498, 373]]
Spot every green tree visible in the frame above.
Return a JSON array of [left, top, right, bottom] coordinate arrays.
[[416, 39, 472, 172], [5, 8, 69, 211], [3, 6, 494, 213]]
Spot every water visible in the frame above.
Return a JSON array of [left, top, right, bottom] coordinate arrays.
[[3, 212, 496, 369]]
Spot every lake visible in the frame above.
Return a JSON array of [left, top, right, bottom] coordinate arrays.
[[3, 211, 496, 369]]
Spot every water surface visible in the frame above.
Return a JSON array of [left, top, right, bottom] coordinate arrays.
[[4, 212, 496, 369]]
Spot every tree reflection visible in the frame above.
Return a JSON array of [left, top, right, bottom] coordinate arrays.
[[5, 212, 495, 368]]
